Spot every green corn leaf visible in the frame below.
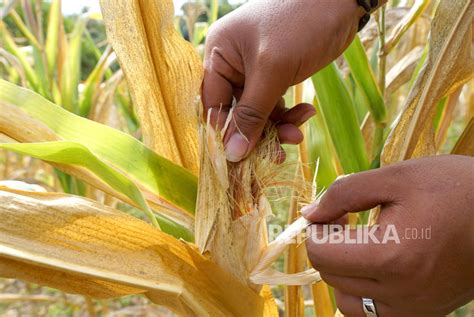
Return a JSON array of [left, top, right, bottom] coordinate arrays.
[[0, 140, 194, 240], [209, 0, 219, 24], [0, 141, 192, 240], [312, 63, 369, 174], [192, 22, 209, 47], [9, 2, 49, 97], [0, 80, 197, 217], [344, 36, 386, 123], [345, 74, 369, 124], [83, 29, 114, 80], [8, 10, 41, 49], [61, 17, 87, 113], [305, 114, 338, 190], [0, 141, 158, 224], [0, 22, 39, 90], [79, 46, 115, 117], [45, 0, 61, 79], [31, 45, 51, 101], [0, 47, 27, 85], [54, 169, 86, 196]]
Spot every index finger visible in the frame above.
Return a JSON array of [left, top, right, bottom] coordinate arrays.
[[202, 44, 245, 129], [201, 68, 233, 130]]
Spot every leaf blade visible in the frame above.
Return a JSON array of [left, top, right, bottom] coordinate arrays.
[[312, 63, 369, 174], [0, 80, 197, 218], [382, 0, 474, 164], [344, 36, 386, 123], [0, 187, 266, 316]]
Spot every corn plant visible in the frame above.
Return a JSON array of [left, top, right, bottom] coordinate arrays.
[[0, 0, 140, 196], [0, 0, 472, 316]]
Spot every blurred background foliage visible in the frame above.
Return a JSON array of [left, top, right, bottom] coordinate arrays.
[[0, 0, 472, 316]]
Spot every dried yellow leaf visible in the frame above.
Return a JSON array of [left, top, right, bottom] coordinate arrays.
[[0, 186, 270, 316], [100, 0, 202, 175], [382, 0, 474, 165], [452, 118, 474, 156]]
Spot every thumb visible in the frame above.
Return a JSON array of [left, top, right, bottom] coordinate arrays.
[[224, 74, 283, 162], [302, 167, 398, 223]]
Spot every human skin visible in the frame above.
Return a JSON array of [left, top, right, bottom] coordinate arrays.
[[303, 155, 474, 316], [202, 0, 474, 316], [202, 0, 373, 162]]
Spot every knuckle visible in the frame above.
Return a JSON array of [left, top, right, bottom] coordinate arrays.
[[387, 161, 416, 184], [207, 48, 228, 73], [234, 105, 268, 130], [322, 177, 349, 206], [205, 22, 232, 57]]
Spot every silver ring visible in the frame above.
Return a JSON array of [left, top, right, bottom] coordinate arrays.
[[362, 298, 378, 317]]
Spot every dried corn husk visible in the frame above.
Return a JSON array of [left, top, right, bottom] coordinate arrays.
[[196, 110, 320, 288]]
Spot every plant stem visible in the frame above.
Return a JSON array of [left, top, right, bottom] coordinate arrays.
[[284, 83, 306, 316], [372, 5, 388, 163], [372, 123, 385, 161], [369, 5, 387, 225], [293, 81, 335, 317], [2, 150, 9, 178], [85, 296, 96, 317], [376, 6, 387, 97]]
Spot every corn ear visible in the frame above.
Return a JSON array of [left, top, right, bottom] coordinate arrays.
[[197, 111, 319, 296]]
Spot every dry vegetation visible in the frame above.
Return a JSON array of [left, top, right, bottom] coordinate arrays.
[[0, 0, 472, 316]]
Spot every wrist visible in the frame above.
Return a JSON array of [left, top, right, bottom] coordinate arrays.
[[355, 0, 389, 31], [336, 0, 367, 40]]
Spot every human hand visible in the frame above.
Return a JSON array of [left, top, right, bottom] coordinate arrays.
[[304, 155, 474, 317], [202, 0, 366, 162]]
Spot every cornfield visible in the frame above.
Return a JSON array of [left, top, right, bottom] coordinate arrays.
[[0, 0, 472, 316]]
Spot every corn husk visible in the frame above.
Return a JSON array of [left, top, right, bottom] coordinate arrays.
[[196, 110, 320, 288]]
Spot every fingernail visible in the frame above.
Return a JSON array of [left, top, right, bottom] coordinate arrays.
[[296, 109, 316, 126], [225, 132, 249, 162], [301, 109, 316, 121], [301, 200, 319, 219]]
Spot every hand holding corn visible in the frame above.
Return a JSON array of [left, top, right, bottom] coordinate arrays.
[[202, 1, 473, 316], [303, 156, 474, 316], [202, 0, 376, 162]]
